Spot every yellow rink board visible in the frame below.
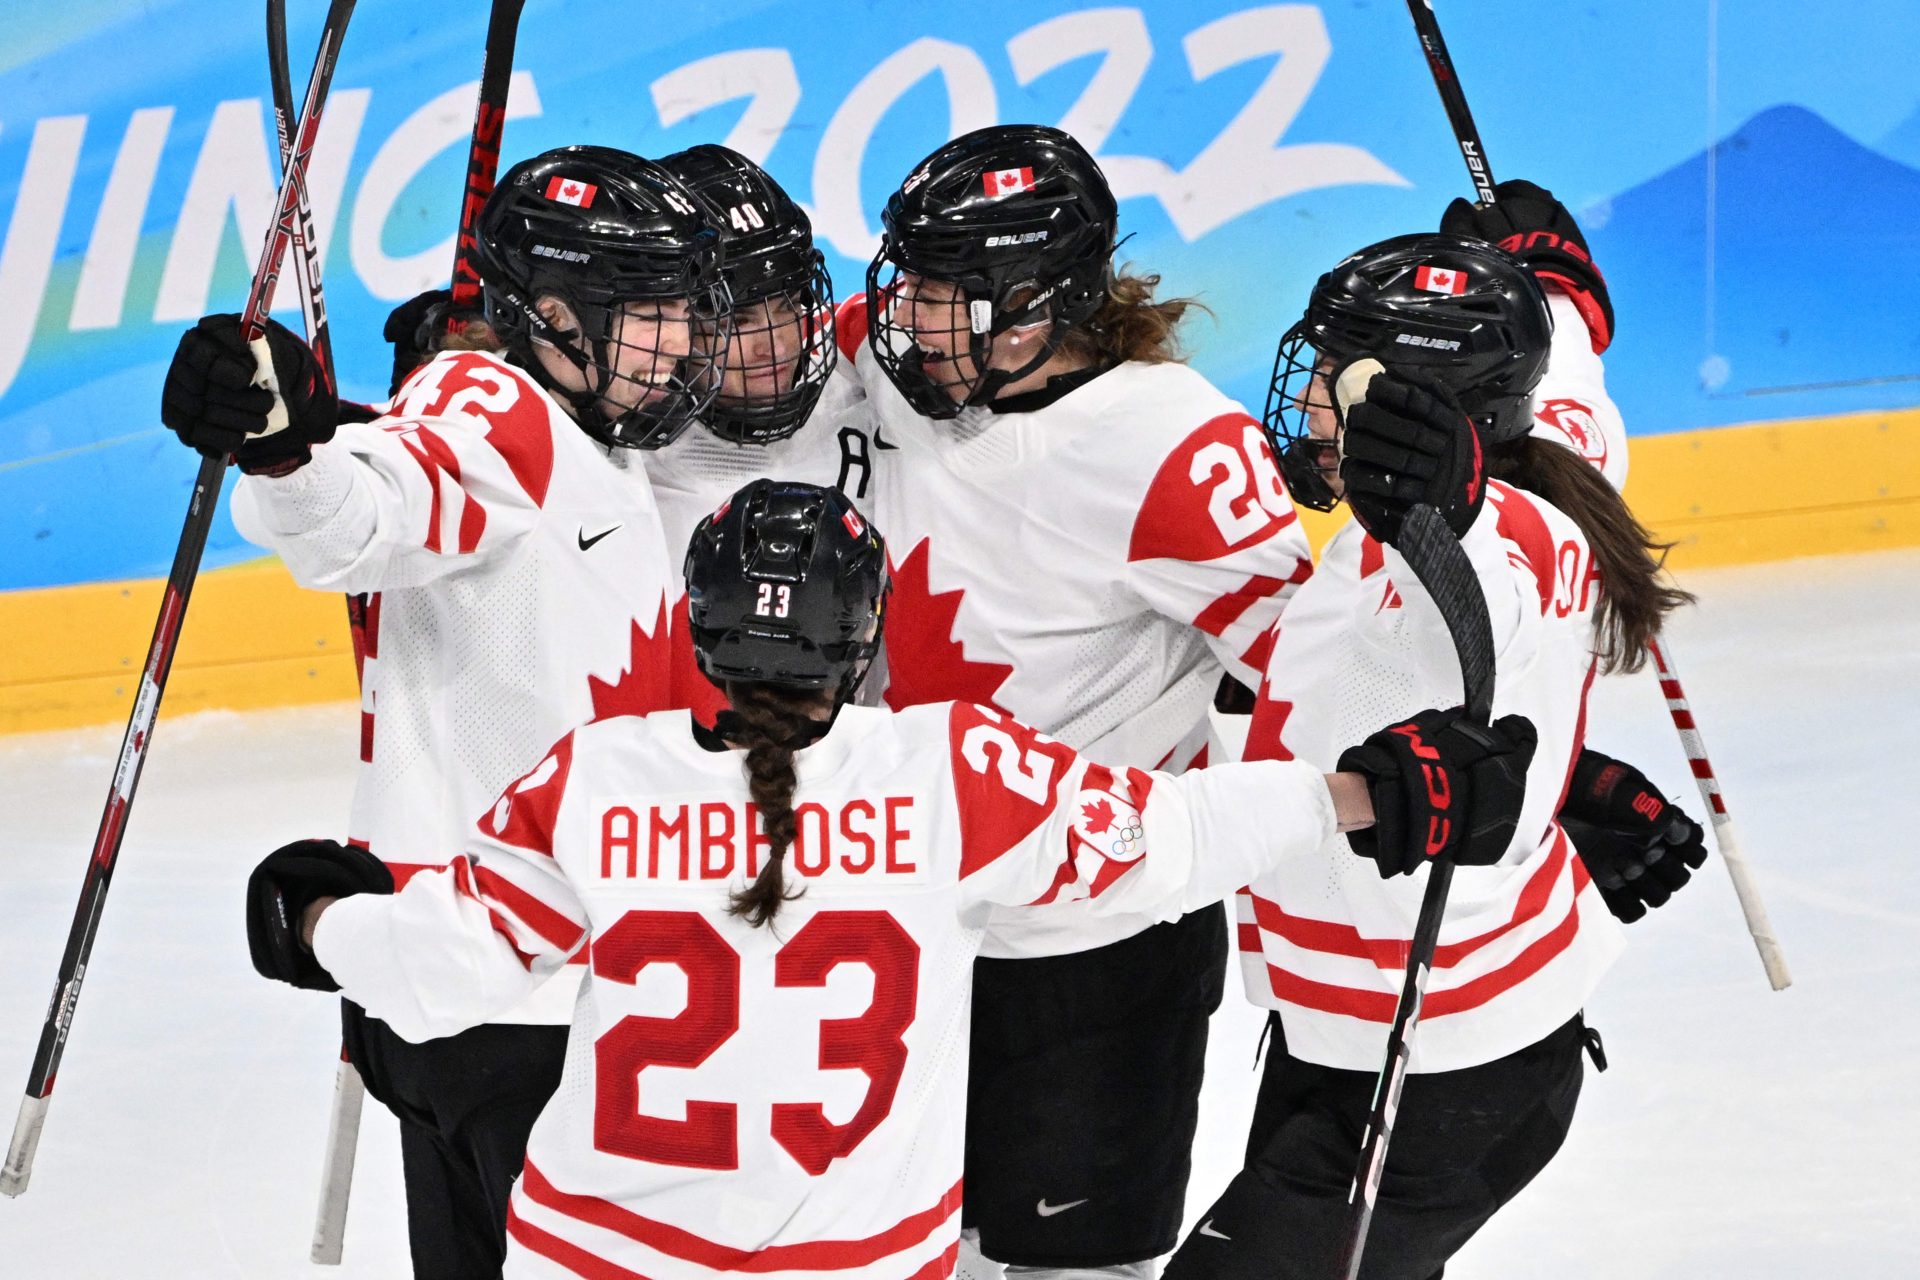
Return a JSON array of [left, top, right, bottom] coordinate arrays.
[[2, 405, 1916, 736]]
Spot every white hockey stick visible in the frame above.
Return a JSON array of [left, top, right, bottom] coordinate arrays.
[[1649, 637, 1791, 990], [310, 1057, 366, 1264]]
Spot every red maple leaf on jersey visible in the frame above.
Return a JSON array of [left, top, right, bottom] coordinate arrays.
[[1080, 797, 1116, 835], [587, 597, 675, 721], [882, 538, 1013, 711]]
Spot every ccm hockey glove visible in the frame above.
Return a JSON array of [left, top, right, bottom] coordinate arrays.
[[1332, 358, 1486, 543], [162, 314, 338, 476], [1559, 748, 1708, 923], [246, 839, 393, 991], [1441, 178, 1614, 352], [1339, 708, 1538, 877]]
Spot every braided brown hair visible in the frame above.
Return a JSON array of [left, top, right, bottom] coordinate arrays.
[[722, 682, 823, 927], [1485, 436, 1694, 673]]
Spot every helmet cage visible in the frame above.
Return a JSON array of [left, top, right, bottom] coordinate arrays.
[[472, 147, 735, 450], [698, 250, 838, 445]]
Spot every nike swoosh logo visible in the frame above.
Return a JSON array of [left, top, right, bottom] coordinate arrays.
[[578, 524, 620, 551], [1035, 1198, 1088, 1217], [873, 425, 898, 450], [1198, 1219, 1230, 1241]]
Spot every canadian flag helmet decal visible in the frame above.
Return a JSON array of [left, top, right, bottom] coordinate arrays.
[[544, 176, 598, 207], [1413, 264, 1468, 296]]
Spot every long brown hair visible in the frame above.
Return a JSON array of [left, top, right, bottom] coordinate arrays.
[[722, 682, 821, 927], [1058, 266, 1210, 366], [1485, 436, 1693, 673]]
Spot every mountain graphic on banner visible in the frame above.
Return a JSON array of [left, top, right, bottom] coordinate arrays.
[[1584, 104, 1920, 434]]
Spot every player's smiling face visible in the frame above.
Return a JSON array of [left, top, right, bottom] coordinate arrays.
[[718, 297, 803, 403], [534, 295, 694, 420], [896, 272, 1054, 403]]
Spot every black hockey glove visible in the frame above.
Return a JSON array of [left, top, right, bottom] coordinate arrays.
[[1339, 708, 1538, 877], [1559, 748, 1708, 923], [246, 838, 393, 991], [382, 288, 489, 396], [161, 314, 338, 476], [1440, 178, 1614, 353], [1332, 359, 1485, 544]]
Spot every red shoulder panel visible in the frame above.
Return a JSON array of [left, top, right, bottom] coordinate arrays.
[[948, 703, 1078, 881], [1128, 412, 1296, 565], [478, 731, 577, 858]]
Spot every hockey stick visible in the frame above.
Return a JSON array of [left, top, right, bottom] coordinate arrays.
[[305, 0, 529, 1255], [1337, 496, 1496, 1280], [269, 3, 374, 1261], [1649, 638, 1790, 988], [1401, 0, 1790, 991], [449, 0, 526, 323], [0, 0, 360, 1201], [270, 0, 371, 687]]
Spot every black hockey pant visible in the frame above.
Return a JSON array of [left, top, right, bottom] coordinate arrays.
[[1162, 1012, 1591, 1280], [342, 1000, 568, 1280]]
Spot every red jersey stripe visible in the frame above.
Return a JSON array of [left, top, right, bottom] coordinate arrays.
[[508, 1203, 655, 1279], [1262, 874, 1588, 1022], [470, 862, 585, 953], [1244, 828, 1575, 970], [1192, 573, 1291, 639], [519, 1160, 963, 1272]]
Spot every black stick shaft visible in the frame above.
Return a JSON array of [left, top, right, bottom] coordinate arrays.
[[1337, 503, 1495, 1278], [1405, 0, 1498, 203], [0, 0, 359, 1200], [449, 0, 527, 318]]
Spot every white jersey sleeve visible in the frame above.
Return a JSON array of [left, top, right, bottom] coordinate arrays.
[[313, 730, 591, 1043], [942, 703, 1335, 953], [1525, 290, 1628, 490], [1120, 407, 1315, 689], [232, 352, 558, 595]]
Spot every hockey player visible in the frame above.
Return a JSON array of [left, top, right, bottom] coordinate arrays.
[[162, 145, 727, 1278], [240, 478, 1541, 1280], [645, 144, 868, 726], [838, 124, 1317, 1278], [1164, 233, 1694, 1280]]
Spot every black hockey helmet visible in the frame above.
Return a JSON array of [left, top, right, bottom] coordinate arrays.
[[662, 145, 838, 445], [472, 145, 732, 449], [685, 480, 889, 701], [1266, 232, 1553, 510], [866, 124, 1118, 418]]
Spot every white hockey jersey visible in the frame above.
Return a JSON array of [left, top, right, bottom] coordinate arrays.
[[837, 297, 1316, 956], [233, 349, 679, 1025], [1527, 291, 1628, 490], [1235, 480, 1624, 1073], [312, 702, 1338, 1280], [643, 368, 866, 726]]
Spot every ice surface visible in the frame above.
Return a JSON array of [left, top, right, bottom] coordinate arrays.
[[2, 550, 1916, 1277]]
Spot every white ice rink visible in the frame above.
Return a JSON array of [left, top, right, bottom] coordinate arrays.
[[2, 550, 1916, 1278]]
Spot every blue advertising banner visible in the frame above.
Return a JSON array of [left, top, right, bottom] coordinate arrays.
[[2, 0, 1916, 589]]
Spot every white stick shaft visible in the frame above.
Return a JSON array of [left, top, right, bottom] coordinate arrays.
[[0, 1094, 48, 1198], [1703, 814, 1791, 989], [1651, 638, 1792, 990], [310, 1058, 365, 1264]]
